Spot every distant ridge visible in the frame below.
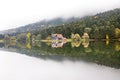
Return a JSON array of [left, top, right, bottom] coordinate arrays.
[[0, 17, 80, 34]]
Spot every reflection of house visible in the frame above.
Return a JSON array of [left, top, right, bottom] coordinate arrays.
[[51, 34, 66, 41], [52, 42, 65, 48], [0, 43, 4, 48], [4, 34, 10, 41]]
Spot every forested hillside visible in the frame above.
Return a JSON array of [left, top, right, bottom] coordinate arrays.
[[35, 8, 120, 39], [0, 8, 120, 40]]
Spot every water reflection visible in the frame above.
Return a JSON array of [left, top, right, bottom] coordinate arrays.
[[51, 41, 66, 48], [115, 41, 120, 51], [0, 39, 120, 69]]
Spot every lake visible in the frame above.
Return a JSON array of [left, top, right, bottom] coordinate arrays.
[[0, 41, 120, 80]]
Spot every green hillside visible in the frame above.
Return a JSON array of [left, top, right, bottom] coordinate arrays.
[[34, 8, 120, 39]]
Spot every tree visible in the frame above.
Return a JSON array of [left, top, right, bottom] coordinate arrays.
[[115, 28, 120, 38]]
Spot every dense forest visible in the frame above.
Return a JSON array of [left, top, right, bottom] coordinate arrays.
[[32, 8, 120, 39]]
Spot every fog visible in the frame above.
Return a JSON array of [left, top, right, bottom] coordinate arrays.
[[0, 0, 120, 31]]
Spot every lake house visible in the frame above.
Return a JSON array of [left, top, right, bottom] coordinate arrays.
[[51, 34, 66, 41]]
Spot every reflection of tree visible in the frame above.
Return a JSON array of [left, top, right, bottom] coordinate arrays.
[[17, 33, 26, 43], [1, 40, 120, 68], [82, 41, 89, 48], [71, 40, 89, 48], [32, 41, 120, 68], [71, 41, 81, 48], [4, 42, 9, 48], [36, 34, 41, 40], [16, 42, 27, 49], [45, 36, 52, 46], [85, 47, 92, 53], [106, 40, 109, 45], [26, 41, 31, 49], [46, 42, 51, 46], [26, 32, 31, 49], [35, 41, 41, 47], [32, 35, 36, 46], [10, 40, 16, 46], [0, 43, 4, 48], [115, 42, 120, 51]]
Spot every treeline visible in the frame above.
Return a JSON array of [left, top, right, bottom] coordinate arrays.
[[33, 8, 120, 39]]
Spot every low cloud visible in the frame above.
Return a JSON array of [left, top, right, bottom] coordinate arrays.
[[0, 0, 120, 31]]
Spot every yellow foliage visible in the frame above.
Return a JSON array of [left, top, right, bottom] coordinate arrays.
[[71, 41, 81, 48], [106, 34, 109, 40], [71, 33, 81, 41], [94, 16, 98, 19], [82, 33, 89, 39], [46, 36, 51, 40], [115, 28, 120, 38], [26, 42, 31, 49], [106, 40, 109, 45], [26, 32, 31, 39], [82, 41, 89, 48], [10, 36, 16, 40], [115, 42, 120, 51], [26, 32, 31, 49], [106, 34, 109, 45]]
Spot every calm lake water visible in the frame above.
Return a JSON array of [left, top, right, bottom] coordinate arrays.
[[0, 41, 120, 80]]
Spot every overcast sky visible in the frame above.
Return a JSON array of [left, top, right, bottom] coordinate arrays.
[[0, 0, 120, 31]]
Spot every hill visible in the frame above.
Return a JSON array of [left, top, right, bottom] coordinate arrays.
[[35, 8, 120, 39], [1, 8, 120, 39], [0, 17, 80, 34]]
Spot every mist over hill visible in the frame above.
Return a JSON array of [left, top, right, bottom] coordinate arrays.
[[0, 17, 80, 34]]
